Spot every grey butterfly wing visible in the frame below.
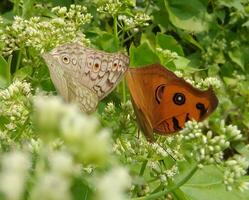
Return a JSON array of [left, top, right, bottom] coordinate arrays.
[[66, 76, 98, 113], [52, 42, 129, 100], [84, 50, 130, 100], [42, 42, 129, 112], [42, 53, 69, 101]]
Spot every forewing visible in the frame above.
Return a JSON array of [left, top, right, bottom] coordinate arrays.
[[42, 53, 69, 101], [66, 76, 99, 113], [46, 42, 129, 101]]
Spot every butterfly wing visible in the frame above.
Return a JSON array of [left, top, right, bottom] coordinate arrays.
[[126, 68, 154, 141], [42, 53, 69, 101], [66, 76, 99, 113], [126, 63, 218, 139], [42, 42, 129, 113]]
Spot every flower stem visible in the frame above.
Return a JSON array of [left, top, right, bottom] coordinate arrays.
[[113, 16, 119, 49], [132, 163, 198, 200], [122, 79, 126, 103]]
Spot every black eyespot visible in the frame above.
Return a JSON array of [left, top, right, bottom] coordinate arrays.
[[62, 56, 70, 64], [196, 103, 207, 118], [173, 93, 185, 105], [196, 103, 205, 110]]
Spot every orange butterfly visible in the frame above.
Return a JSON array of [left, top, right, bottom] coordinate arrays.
[[126, 63, 218, 141]]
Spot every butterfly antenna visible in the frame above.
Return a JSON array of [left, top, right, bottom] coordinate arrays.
[[136, 128, 141, 139], [157, 141, 176, 162]]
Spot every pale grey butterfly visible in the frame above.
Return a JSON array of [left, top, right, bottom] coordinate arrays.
[[42, 42, 129, 113]]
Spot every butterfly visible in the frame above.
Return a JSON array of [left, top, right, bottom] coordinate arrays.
[[126, 63, 218, 141], [42, 42, 129, 113]]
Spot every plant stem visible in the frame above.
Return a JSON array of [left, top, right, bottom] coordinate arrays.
[[113, 16, 119, 49], [139, 160, 148, 176], [122, 79, 126, 103], [16, 50, 22, 73], [132, 164, 198, 200]]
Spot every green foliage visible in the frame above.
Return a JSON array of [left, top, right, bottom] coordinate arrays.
[[0, 0, 249, 200]]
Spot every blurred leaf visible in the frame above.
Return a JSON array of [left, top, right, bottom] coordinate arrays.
[[152, 0, 169, 30], [0, 55, 10, 87], [22, 0, 34, 18], [177, 30, 204, 51], [182, 165, 249, 200], [219, 0, 243, 10], [174, 56, 190, 69], [208, 64, 220, 76], [228, 49, 245, 70], [92, 33, 119, 52], [141, 32, 157, 49], [164, 0, 211, 32], [13, 66, 33, 80], [129, 42, 160, 67], [156, 33, 184, 56]]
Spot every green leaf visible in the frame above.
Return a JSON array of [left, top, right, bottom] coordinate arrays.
[[92, 33, 119, 52], [129, 43, 160, 67], [181, 165, 249, 200], [22, 0, 34, 18], [156, 33, 184, 56], [152, 0, 170, 31], [177, 30, 204, 51], [164, 0, 211, 32], [228, 49, 245, 70], [219, 0, 244, 10], [174, 56, 190, 69], [208, 64, 220, 76], [14, 66, 33, 81], [0, 55, 11, 87]]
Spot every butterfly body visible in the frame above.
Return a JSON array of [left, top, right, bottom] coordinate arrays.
[[126, 64, 218, 141], [42, 42, 129, 113]]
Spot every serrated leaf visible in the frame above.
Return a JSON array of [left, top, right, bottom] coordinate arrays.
[[129, 43, 160, 67], [156, 33, 184, 56], [164, 0, 211, 32]]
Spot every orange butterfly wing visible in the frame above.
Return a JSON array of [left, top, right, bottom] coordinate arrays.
[[126, 63, 218, 141]]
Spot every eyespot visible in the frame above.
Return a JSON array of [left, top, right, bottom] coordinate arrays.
[[87, 56, 94, 68], [93, 58, 101, 72], [112, 60, 118, 71], [118, 60, 123, 71], [62, 55, 70, 64], [173, 93, 185, 105]]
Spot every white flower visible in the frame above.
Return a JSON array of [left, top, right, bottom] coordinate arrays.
[[0, 151, 31, 200], [30, 173, 71, 200], [95, 167, 131, 200], [49, 151, 81, 176]]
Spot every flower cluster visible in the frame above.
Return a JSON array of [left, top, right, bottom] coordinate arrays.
[[181, 76, 221, 91], [201, 37, 227, 63], [101, 101, 136, 139], [33, 95, 111, 166], [195, 77, 222, 90], [52, 4, 92, 27], [97, 0, 124, 16], [118, 13, 150, 29], [113, 132, 184, 194], [156, 47, 179, 64], [0, 88, 132, 200], [0, 151, 31, 200], [0, 80, 32, 150], [219, 120, 243, 142], [181, 121, 230, 167], [94, 167, 131, 200], [1, 5, 91, 55], [224, 155, 249, 191]]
